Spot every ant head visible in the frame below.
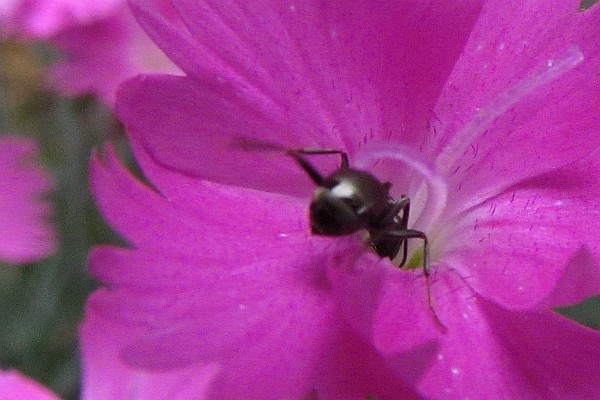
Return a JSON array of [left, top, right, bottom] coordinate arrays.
[[309, 186, 365, 236], [309, 168, 390, 236]]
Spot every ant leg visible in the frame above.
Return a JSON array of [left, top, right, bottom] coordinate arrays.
[[398, 199, 410, 267], [379, 197, 411, 266], [234, 137, 348, 184], [382, 229, 446, 331], [380, 196, 410, 226], [286, 152, 325, 185], [286, 148, 348, 185], [292, 148, 348, 169], [393, 239, 409, 269]]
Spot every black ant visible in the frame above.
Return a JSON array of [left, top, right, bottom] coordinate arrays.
[[237, 138, 445, 329]]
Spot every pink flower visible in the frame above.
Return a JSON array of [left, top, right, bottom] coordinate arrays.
[[90, 0, 600, 398], [0, 0, 122, 36], [0, 370, 59, 400], [2, 0, 180, 104], [0, 135, 55, 263]]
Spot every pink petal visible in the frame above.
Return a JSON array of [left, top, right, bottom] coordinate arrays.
[[0, 136, 55, 263], [88, 240, 337, 366], [313, 323, 428, 400], [90, 149, 440, 398], [0, 1, 19, 21], [49, 11, 133, 103], [90, 151, 339, 398], [89, 244, 338, 399], [90, 144, 310, 249], [539, 246, 600, 308], [89, 284, 427, 399], [169, 0, 484, 147], [0, 370, 58, 400], [92, 1, 600, 398], [116, 74, 327, 197], [2, 0, 181, 103], [49, 5, 180, 104], [122, 0, 485, 191], [431, 1, 600, 214], [81, 308, 217, 400], [444, 151, 600, 308], [4, 0, 122, 37], [126, 0, 205, 79], [327, 244, 441, 354], [416, 272, 600, 399]]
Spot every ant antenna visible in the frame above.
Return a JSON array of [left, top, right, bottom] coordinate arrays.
[[233, 137, 347, 185]]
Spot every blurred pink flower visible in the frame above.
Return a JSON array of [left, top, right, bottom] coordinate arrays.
[[0, 0, 121, 36], [90, 0, 600, 398], [0, 135, 55, 263], [0, 310, 216, 400], [1, 0, 180, 104], [0, 370, 59, 400]]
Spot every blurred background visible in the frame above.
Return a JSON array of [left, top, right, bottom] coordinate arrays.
[[0, 40, 126, 398], [1, 1, 600, 399]]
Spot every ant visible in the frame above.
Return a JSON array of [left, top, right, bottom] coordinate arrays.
[[237, 138, 445, 329]]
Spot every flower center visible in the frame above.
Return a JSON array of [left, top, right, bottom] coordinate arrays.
[[351, 47, 585, 268], [405, 247, 425, 270], [353, 142, 449, 267]]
